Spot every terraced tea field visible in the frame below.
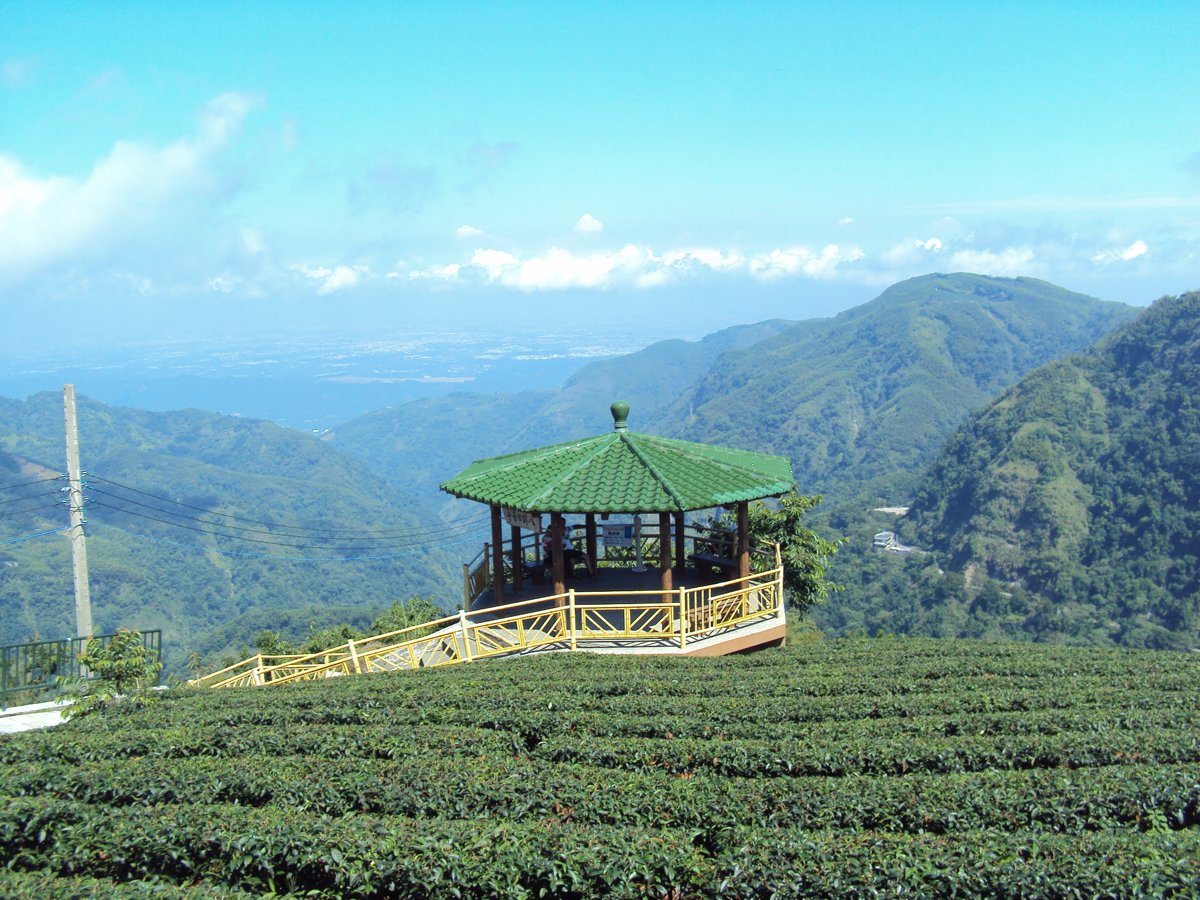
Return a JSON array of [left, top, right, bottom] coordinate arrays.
[[1, 636, 1197, 897]]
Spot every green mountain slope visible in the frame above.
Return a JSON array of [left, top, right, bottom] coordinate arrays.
[[901, 291, 1200, 648], [329, 320, 795, 507], [0, 393, 463, 672], [660, 274, 1138, 506]]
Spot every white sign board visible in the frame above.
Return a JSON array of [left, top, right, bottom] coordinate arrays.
[[602, 523, 634, 547], [502, 507, 541, 532]]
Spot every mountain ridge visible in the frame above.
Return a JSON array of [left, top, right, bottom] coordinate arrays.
[[898, 290, 1199, 648]]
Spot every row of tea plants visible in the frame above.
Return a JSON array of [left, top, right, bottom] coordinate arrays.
[[1, 636, 1197, 896]]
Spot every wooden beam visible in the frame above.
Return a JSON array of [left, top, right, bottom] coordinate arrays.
[[510, 525, 523, 591], [490, 506, 505, 605], [551, 512, 566, 601], [585, 513, 597, 576], [674, 511, 686, 576], [737, 501, 750, 579], [659, 511, 673, 599]]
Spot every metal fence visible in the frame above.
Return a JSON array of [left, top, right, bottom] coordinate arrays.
[[0, 630, 162, 708]]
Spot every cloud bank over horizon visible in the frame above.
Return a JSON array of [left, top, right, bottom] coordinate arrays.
[[0, 92, 1188, 309], [2, 2, 1198, 336]]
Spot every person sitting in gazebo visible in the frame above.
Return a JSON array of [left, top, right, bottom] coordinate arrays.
[[543, 525, 593, 578], [564, 525, 595, 577]]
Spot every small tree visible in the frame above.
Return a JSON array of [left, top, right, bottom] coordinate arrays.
[[62, 629, 162, 720], [368, 596, 445, 639], [745, 492, 845, 616], [253, 629, 297, 657]]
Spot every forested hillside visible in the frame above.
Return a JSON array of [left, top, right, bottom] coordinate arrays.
[[895, 291, 1200, 649], [0, 394, 463, 672], [335, 276, 1134, 520], [658, 273, 1137, 507]]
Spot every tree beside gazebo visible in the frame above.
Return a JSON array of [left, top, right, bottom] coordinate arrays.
[[743, 492, 845, 615]]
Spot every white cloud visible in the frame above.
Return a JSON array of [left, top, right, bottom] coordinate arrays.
[[0, 91, 257, 286], [947, 246, 1035, 275], [1091, 239, 1149, 264], [241, 227, 265, 256], [291, 263, 367, 295], [662, 248, 743, 273], [454, 224, 484, 238], [749, 244, 864, 280], [573, 213, 604, 234], [469, 248, 519, 280], [838, 216, 856, 226], [408, 263, 461, 281], [405, 240, 879, 291], [208, 275, 240, 293], [882, 237, 944, 265], [507, 246, 620, 289]]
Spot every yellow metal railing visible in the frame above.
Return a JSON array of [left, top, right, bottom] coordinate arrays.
[[460, 522, 777, 609], [192, 567, 785, 690]]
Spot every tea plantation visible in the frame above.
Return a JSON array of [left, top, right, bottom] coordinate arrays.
[[2, 635, 1198, 897]]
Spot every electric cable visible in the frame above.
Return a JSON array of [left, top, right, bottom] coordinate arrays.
[[87, 474, 488, 537], [0, 476, 63, 494], [0, 488, 62, 507], [87, 500, 491, 553], [88, 487, 489, 543], [0, 525, 70, 546], [0, 495, 64, 517], [87, 519, 491, 562]]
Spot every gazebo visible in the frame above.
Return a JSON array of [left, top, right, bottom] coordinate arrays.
[[193, 402, 797, 688], [440, 401, 795, 605]]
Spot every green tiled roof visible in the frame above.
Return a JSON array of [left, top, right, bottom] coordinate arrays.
[[440, 412, 794, 513]]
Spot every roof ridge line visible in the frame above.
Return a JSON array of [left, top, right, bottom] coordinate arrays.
[[622, 433, 686, 510], [529, 433, 615, 507], [637, 432, 787, 479]]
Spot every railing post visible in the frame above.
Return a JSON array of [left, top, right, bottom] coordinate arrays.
[[462, 563, 471, 607], [568, 589, 578, 651], [252, 654, 264, 686], [459, 609, 475, 663], [347, 639, 363, 674], [777, 567, 786, 620], [678, 587, 687, 650]]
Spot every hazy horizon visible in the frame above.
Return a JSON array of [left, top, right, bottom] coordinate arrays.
[[3, 3, 1198, 361]]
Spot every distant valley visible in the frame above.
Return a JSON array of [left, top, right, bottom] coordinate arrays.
[[0, 328, 653, 432], [5, 272, 1197, 667]]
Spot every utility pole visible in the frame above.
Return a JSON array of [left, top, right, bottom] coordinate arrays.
[[63, 385, 93, 639]]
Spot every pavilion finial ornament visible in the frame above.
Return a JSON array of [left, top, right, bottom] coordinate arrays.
[[611, 400, 630, 432]]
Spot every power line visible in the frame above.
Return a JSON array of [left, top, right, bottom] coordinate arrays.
[[87, 473, 487, 537], [87, 519, 491, 562], [0, 495, 64, 517], [0, 488, 62, 507], [87, 486, 489, 543], [0, 525, 70, 547], [87, 500, 491, 553], [0, 476, 63, 494]]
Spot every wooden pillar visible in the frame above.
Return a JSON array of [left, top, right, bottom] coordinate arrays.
[[585, 513, 597, 575], [490, 505, 505, 605], [659, 511, 673, 599], [511, 525, 523, 592], [737, 501, 750, 579], [551, 512, 567, 601], [674, 511, 686, 576]]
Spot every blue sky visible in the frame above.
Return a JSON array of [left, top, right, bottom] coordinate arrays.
[[2, 1, 1199, 350]]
